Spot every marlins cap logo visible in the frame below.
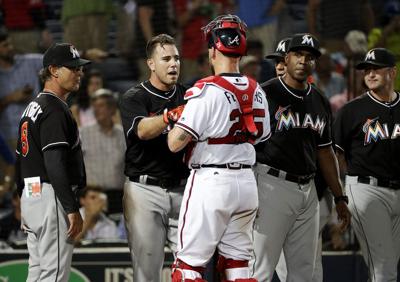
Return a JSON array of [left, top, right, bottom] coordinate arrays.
[[301, 34, 314, 47], [70, 45, 80, 58], [276, 40, 286, 52], [365, 50, 376, 61]]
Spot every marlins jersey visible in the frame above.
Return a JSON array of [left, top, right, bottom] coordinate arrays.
[[16, 92, 86, 188], [257, 76, 332, 175], [175, 74, 271, 166], [120, 80, 189, 180], [334, 91, 400, 179]]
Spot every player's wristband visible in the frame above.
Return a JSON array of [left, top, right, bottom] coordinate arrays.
[[334, 195, 349, 205]]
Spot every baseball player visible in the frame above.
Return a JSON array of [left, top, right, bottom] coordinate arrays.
[[334, 48, 400, 282], [167, 14, 271, 282], [15, 43, 89, 282], [265, 37, 291, 77], [252, 33, 351, 282], [119, 34, 189, 282]]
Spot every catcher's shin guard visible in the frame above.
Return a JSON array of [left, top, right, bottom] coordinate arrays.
[[171, 259, 206, 282], [217, 255, 256, 282]]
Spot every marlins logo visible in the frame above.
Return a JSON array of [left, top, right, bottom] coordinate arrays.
[[276, 40, 287, 52], [362, 117, 400, 145], [365, 50, 376, 61], [275, 105, 326, 136], [70, 45, 80, 58], [301, 34, 314, 47]]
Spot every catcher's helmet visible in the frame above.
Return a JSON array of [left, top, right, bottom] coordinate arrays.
[[202, 14, 247, 57]]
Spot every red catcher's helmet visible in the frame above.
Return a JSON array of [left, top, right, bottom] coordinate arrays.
[[202, 14, 247, 57]]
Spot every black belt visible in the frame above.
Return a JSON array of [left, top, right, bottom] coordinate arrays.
[[190, 163, 252, 170], [357, 176, 400, 190], [267, 167, 314, 185], [129, 175, 185, 189]]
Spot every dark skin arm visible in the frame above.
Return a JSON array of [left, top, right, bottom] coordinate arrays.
[[317, 146, 351, 232]]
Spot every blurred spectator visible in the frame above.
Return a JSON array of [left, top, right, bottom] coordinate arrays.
[[76, 187, 119, 242], [115, 0, 136, 57], [185, 51, 211, 86], [368, 0, 400, 90], [70, 69, 104, 127], [308, 0, 374, 52], [276, 0, 309, 39], [80, 89, 126, 213], [0, 190, 26, 243], [0, 0, 52, 54], [135, 0, 172, 81], [236, 0, 284, 54], [246, 40, 276, 82], [239, 55, 260, 80], [174, 0, 233, 82], [0, 28, 42, 149], [0, 132, 14, 199], [61, 0, 115, 52], [314, 49, 347, 96], [117, 215, 127, 240]]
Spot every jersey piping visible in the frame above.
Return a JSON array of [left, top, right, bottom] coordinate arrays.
[[367, 91, 400, 108], [42, 141, 69, 151], [39, 92, 68, 106], [278, 76, 312, 99], [126, 115, 145, 138], [141, 82, 177, 100]]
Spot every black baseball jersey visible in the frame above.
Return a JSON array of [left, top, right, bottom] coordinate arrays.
[[334, 91, 400, 179], [16, 92, 86, 186], [257, 77, 332, 175], [120, 81, 189, 182]]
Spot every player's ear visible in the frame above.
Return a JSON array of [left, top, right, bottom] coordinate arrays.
[[49, 65, 59, 78], [285, 54, 289, 64], [147, 58, 155, 72]]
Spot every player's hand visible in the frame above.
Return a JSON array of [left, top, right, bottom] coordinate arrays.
[[335, 201, 351, 232], [67, 212, 83, 239], [163, 105, 185, 126]]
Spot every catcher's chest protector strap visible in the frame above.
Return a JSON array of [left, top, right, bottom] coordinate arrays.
[[199, 75, 258, 144]]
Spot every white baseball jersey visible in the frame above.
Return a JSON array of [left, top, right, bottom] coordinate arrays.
[[175, 75, 271, 166]]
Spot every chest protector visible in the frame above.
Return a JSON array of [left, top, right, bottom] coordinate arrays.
[[193, 75, 258, 144]]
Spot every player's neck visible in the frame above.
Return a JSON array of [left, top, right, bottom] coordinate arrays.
[[43, 81, 69, 101], [148, 76, 175, 92], [213, 57, 240, 76], [370, 87, 396, 103], [283, 74, 308, 90]]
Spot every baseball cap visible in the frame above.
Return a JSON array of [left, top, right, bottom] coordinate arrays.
[[43, 43, 91, 68], [356, 48, 396, 69], [265, 37, 291, 59], [287, 33, 321, 58]]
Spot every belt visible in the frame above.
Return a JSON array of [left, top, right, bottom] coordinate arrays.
[[190, 163, 252, 170], [357, 176, 400, 190], [267, 167, 314, 185], [129, 175, 185, 189]]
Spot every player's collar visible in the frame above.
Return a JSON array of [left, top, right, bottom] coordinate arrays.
[[278, 76, 311, 99], [141, 80, 177, 100], [367, 91, 400, 108], [39, 91, 68, 106]]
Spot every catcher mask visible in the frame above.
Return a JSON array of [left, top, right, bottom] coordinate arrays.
[[202, 14, 247, 57]]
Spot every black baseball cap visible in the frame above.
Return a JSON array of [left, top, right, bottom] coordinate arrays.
[[43, 43, 91, 68], [356, 48, 396, 69], [287, 33, 321, 58], [265, 37, 291, 59]]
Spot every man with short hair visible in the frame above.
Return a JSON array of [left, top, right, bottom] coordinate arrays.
[[334, 48, 400, 282], [252, 33, 351, 282], [167, 14, 270, 282], [80, 89, 126, 213], [15, 43, 89, 281], [119, 33, 188, 282]]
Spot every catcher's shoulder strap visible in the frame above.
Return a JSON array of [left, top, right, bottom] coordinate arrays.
[[212, 75, 258, 135], [184, 76, 215, 100]]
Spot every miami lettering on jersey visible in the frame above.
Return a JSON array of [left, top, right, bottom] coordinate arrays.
[[275, 105, 326, 136], [21, 101, 43, 123], [363, 117, 400, 145]]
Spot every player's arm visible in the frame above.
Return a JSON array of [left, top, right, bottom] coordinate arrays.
[[335, 149, 347, 178], [44, 147, 83, 239], [137, 115, 168, 140], [137, 4, 154, 42], [317, 146, 351, 231], [168, 126, 192, 152]]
